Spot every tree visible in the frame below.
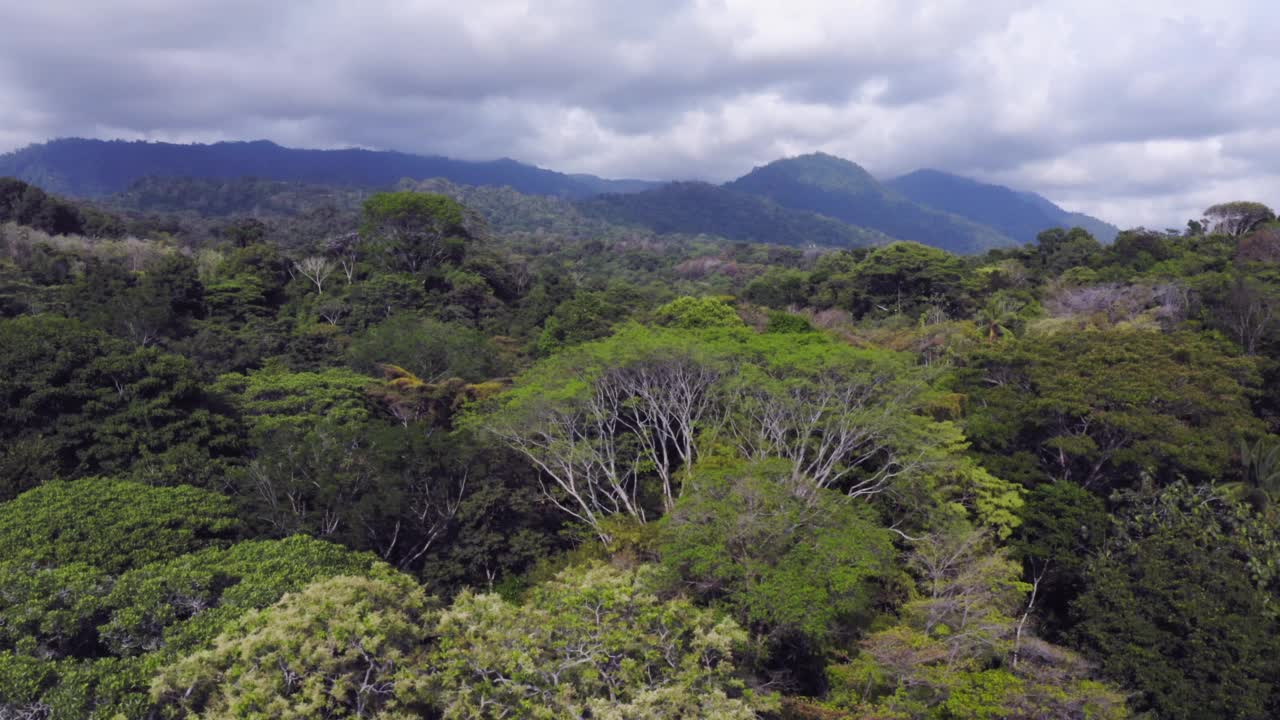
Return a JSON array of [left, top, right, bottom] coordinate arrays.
[[659, 459, 894, 681], [360, 192, 475, 274], [653, 295, 744, 329], [535, 289, 628, 354], [974, 295, 1019, 342], [1008, 482, 1109, 639], [0, 478, 240, 575], [480, 323, 1018, 542], [64, 254, 204, 346], [1034, 227, 1103, 276], [719, 334, 1019, 534], [1068, 482, 1280, 719], [345, 274, 426, 328], [1236, 225, 1280, 263], [1105, 229, 1173, 272], [151, 574, 438, 720], [325, 231, 364, 284], [1216, 275, 1277, 355], [215, 365, 372, 437], [346, 315, 504, 384], [0, 479, 242, 660], [431, 563, 764, 719], [221, 217, 268, 248], [826, 527, 1130, 720], [236, 420, 469, 573], [293, 255, 335, 294], [441, 269, 499, 327], [1225, 436, 1280, 516], [1204, 201, 1276, 237], [0, 316, 242, 498], [956, 330, 1265, 490], [412, 449, 567, 594], [743, 268, 811, 309], [842, 242, 970, 319], [477, 325, 728, 536], [0, 490, 389, 720]]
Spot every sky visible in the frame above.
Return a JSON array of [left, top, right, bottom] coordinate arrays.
[[1, 1, 1278, 229]]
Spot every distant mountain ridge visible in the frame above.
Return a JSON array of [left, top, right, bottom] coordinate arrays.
[[0, 138, 660, 199], [579, 181, 893, 249], [1, 138, 1121, 254], [726, 153, 1017, 254], [886, 169, 1118, 244]]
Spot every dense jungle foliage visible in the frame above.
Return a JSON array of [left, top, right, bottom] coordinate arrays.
[[1, 176, 1279, 719]]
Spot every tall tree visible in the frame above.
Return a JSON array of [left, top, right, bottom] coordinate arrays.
[[360, 192, 477, 274], [1204, 201, 1276, 238]]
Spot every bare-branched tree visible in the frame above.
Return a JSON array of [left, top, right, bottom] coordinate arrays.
[[294, 256, 335, 294]]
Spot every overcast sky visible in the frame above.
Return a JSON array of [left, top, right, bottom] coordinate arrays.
[[1, 1, 1277, 229]]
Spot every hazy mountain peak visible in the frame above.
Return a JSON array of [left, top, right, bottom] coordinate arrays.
[[887, 168, 1119, 244], [742, 152, 882, 195], [726, 155, 1015, 254]]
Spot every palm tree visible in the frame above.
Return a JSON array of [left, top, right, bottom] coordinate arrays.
[[1225, 437, 1280, 517], [975, 295, 1023, 342]]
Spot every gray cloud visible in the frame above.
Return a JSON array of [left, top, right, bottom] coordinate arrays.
[[1, 0, 1278, 228]]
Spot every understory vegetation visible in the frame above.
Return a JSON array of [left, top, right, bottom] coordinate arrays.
[[2, 178, 1279, 719]]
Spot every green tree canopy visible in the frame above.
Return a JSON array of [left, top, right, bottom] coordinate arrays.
[[0, 316, 242, 498], [1204, 201, 1276, 237], [152, 573, 438, 720], [479, 323, 1019, 541], [659, 459, 895, 670], [431, 563, 764, 719], [360, 192, 476, 274], [214, 365, 373, 436], [0, 478, 240, 574], [956, 329, 1264, 490], [346, 314, 504, 383], [827, 527, 1130, 720], [842, 242, 970, 319], [1034, 227, 1103, 276], [0, 536, 392, 719], [653, 295, 744, 329], [1068, 482, 1280, 719]]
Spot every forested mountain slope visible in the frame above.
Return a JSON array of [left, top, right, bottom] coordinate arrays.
[[578, 181, 894, 248], [727, 153, 1018, 254], [0, 138, 659, 198], [888, 168, 1119, 243], [3, 139, 1123, 255]]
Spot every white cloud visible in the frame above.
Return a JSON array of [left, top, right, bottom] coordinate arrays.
[[1, 0, 1278, 227]]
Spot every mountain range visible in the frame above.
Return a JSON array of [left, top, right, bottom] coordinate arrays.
[[0, 138, 1118, 253], [885, 168, 1118, 245], [0, 138, 657, 200]]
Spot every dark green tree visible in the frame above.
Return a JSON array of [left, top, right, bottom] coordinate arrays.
[[660, 459, 894, 684], [1034, 227, 1103, 276], [843, 242, 970, 319], [0, 317, 242, 498], [1069, 482, 1280, 719], [360, 192, 476, 274], [956, 330, 1264, 490]]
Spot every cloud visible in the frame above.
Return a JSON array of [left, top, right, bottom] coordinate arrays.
[[1, 0, 1278, 228]]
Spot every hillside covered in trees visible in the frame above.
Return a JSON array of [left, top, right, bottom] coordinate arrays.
[[2, 172, 1279, 720], [0, 139, 661, 199], [0, 139, 1116, 255]]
